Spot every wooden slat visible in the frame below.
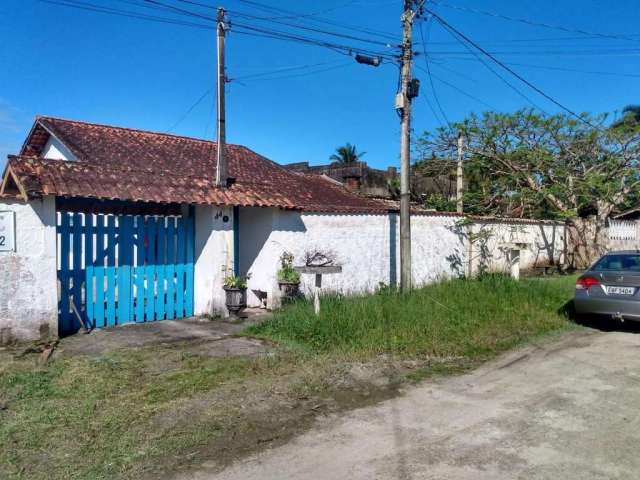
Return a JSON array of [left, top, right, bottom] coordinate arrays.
[[146, 217, 157, 265], [185, 216, 194, 317], [155, 218, 167, 319], [106, 267, 116, 327], [72, 213, 83, 332], [95, 266, 105, 328], [136, 216, 145, 268], [175, 217, 186, 317], [107, 216, 116, 267], [134, 266, 145, 322], [96, 214, 105, 267], [120, 216, 134, 267], [59, 213, 72, 334], [145, 265, 155, 321], [117, 265, 131, 324], [86, 266, 95, 329], [165, 264, 175, 320]]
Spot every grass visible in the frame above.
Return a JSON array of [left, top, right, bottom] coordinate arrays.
[[0, 274, 579, 479], [248, 274, 578, 360]]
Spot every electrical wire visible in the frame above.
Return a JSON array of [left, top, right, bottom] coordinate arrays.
[[419, 18, 451, 126], [229, 60, 347, 81], [414, 65, 496, 111], [429, 9, 601, 124], [232, 62, 355, 83], [38, 0, 215, 30], [166, 88, 212, 133], [431, 1, 640, 44], [428, 9, 548, 115], [436, 57, 640, 78]]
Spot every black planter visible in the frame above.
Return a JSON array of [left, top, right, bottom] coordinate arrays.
[[224, 287, 247, 318], [279, 281, 300, 303]]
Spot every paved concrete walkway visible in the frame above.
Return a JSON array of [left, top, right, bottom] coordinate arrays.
[[59, 309, 271, 357], [182, 329, 640, 479]]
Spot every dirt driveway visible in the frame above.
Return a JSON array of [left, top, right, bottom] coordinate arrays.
[[178, 328, 640, 480]]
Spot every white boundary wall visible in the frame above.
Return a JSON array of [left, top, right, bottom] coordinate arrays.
[[1, 201, 568, 340], [235, 209, 566, 309], [0, 196, 57, 344], [468, 220, 566, 276]]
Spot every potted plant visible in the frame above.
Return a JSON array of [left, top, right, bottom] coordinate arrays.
[[223, 269, 249, 318], [277, 251, 301, 303]]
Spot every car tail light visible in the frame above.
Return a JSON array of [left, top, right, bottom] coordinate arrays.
[[576, 276, 600, 290]]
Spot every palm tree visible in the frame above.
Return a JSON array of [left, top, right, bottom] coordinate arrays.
[[612, 105, 640, 130], [329, 143, 366, 164]]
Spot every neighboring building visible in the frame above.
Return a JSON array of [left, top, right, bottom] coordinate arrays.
[[283, 161, 397, 198], [283, 160, 459, 202], [0, 116, 566, 344]]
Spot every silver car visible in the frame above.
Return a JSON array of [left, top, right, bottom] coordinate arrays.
[[575, 250, 640, 321]]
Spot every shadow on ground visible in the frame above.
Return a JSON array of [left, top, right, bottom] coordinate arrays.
[[559, 299, 640, 334]]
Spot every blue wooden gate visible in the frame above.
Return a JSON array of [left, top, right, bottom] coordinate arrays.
[[57, 212, 194, 335]]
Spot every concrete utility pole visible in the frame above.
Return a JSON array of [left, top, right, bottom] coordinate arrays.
[[215, 7, 228, 187], [398, 0, 419, 291], [456, 131, 464, 214]]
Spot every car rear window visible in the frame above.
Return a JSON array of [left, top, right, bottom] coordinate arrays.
[[593, 254, 640, 271]]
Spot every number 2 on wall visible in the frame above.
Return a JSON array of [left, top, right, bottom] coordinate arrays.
[[0, 236, 5, 247]]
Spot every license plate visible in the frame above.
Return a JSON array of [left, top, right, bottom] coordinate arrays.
[[606, 286, 635, 296]]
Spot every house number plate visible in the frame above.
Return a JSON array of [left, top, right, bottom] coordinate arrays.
[[0, 211, 15, 252]]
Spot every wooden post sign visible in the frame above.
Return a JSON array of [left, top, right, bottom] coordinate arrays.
[[0, 211, 15, 252], [294, 265, 342, 315]]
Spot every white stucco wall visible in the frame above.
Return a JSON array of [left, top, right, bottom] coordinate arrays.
[[192, 206, 568, 316], [0, 196, 58, 344], [234, 209, 465, 308], [469, 220, 566, 275], [193, 204, 234, 317], [42, 136, 77, 161]]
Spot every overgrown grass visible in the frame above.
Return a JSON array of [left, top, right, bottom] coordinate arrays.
[[248, 274, 577, 360], [1, 275, 578, 479], [0, 348, 288, 480]]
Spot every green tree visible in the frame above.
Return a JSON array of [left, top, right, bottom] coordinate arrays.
[[612, 105, 640, 132], [416, 109, 640, 264], [329, 143, 365, 164]]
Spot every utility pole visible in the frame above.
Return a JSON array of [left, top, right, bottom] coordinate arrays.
[[456, 131, 464, 214], [398, 0, 419, 291], [215, 7, 228, 187]]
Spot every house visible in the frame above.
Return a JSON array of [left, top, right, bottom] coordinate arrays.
[[0, 116, 567, 344], [283, 159, 460, 202]]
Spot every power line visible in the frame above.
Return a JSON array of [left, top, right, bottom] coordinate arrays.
[[38, 0, 215, 30], [422, 47, 640, 57], [419, 19, 450, 126], [431, 1, 640, 44], [414, 65, 497, 111], [230, 60, 346, 81], [140, 0, 399, 58], [439, 57, 640, 79], [428, 11, 547, 115], [166, 88, 212, 133], [233, 0, 400, 41], [227, 9, 397, 48], [429, 9, 597, 126], [232, 62, 355, 83], [230, 21, 397, 60]]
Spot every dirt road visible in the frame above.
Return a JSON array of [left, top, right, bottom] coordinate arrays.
[[177, 328, 640, 479]]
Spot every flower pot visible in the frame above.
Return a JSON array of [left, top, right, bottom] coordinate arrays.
[[224, 286, 247, 318], [278, 281, 300, 304]]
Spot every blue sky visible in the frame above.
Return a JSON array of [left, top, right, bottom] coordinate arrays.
[[1, 0, 638, 170]]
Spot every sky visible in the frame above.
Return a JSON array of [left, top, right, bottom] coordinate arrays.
[[0, 0, 639, 171]]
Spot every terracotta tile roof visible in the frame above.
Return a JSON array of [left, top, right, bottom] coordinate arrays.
[[7, 117, 391, 214]]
